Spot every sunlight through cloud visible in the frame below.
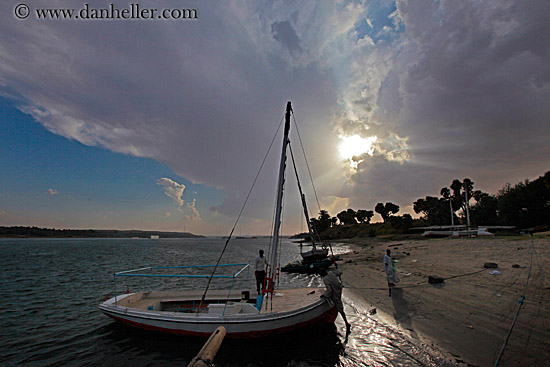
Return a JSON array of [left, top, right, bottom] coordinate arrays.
[[338, 135, 377, 168]]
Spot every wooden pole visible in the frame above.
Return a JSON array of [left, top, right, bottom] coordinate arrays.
[[187, 326, 227, 367]]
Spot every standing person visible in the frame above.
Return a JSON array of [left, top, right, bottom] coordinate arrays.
[[254, 249, 266, 295], [383, 249, 399, 296], [318, 268, 351, 333]]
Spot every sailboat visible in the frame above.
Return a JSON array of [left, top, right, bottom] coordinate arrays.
[[295, 194, 329, 263], [99, 102, 338, 337]]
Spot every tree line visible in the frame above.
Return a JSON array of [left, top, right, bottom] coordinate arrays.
[[309, 201, 413, 237], [413, 171, 550, 229], [309, 170, 550, 237], [0, 226, 203, 238]]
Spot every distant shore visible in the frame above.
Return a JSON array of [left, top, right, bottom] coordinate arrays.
[[0, 226, 203, 238], [337, 234, 550, 366]]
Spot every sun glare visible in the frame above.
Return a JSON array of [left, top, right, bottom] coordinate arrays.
[[338, 135, 377, 161]]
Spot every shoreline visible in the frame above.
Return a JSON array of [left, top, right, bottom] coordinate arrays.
[[337, 235, 550, 366]]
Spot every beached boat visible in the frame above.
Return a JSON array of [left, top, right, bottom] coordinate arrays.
[[421, 230, 454, 238], [99, 285, 335, 337], [418, 225, 514, 238], [300, 247, 329, 262], [99, 102, 338, 337]]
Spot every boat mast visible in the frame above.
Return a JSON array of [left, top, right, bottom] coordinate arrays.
[[300, 192, 316, 249], [449, 199, 454, 227], [464, 190, 471, 230], [266, 101, 292, 295]]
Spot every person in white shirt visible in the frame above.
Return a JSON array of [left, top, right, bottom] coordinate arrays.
[[383, 249, 399, 296], [254, 249, 266, 295]]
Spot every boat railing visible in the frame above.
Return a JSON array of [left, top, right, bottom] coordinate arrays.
[[112, 263, 250, 306]]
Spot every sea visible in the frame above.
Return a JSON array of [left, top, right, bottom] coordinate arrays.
[[0, 238, 453, 367]]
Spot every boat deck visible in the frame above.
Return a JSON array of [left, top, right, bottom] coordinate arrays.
[[115, 287, 325, 314], [259, 288, 324, 313]]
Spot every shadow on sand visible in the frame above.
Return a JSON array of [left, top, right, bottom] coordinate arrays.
[[391, 287, 414, 333]]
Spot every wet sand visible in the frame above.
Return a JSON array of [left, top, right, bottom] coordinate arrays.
[[337, 234, 550, 366]]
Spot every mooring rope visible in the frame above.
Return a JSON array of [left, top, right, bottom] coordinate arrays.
[[344, 268, 489, 290], [493, 234, 535, 366]]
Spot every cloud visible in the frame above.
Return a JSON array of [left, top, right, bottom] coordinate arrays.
[[157, 178, 185, 209], [1, 1, 549, 233], [47, 188, 59, 195], [271, 20, 302, 56], [186, 199, 201, 221], [240, 217, 272, 236], [327, 0, 550, 210], [318, 196, 350, 217]]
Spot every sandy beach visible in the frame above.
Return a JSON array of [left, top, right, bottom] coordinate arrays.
[[337, 234, 550, 367]]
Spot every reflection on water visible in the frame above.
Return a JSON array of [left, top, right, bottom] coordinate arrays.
[[342, 291, 454, 367], [0, 238, 453, 366]]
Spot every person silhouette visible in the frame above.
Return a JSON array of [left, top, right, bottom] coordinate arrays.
[[254, 249, 266, 295], [319, 267, 351, 333], [383, 249, 400, 296]]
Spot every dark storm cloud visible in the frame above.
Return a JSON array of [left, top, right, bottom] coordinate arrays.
[[0, 1, 343, 227], [271, 20, 302, 56], [1, 0, 549, 229]]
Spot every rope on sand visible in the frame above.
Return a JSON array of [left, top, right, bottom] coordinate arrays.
[[344, 268, 488, 290], [442, 268, 487, 281], [493, 234, 535, 367]]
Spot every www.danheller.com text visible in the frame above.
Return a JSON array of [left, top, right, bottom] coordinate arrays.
[[14, 3, 198, 20]]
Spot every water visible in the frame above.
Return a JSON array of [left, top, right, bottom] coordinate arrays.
[[0, 238, 452, 366]]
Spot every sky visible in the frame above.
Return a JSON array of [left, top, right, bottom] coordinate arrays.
[[1, 0, 549, 236]]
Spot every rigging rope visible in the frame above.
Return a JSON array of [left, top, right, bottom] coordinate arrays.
[[288, 143, 322, 244], [198, 115, 285, 308], [292, 113, 322, 213], [291, 113, 338, 266]]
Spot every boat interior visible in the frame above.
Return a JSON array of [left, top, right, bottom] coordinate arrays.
[[113, 288, 325, 315]]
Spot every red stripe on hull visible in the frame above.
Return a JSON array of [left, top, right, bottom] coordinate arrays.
[[105, 307, 338, 338]]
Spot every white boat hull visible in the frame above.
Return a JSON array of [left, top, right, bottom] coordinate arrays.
[[99, 289, 337, 338], [422, 230, 453, 238]]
